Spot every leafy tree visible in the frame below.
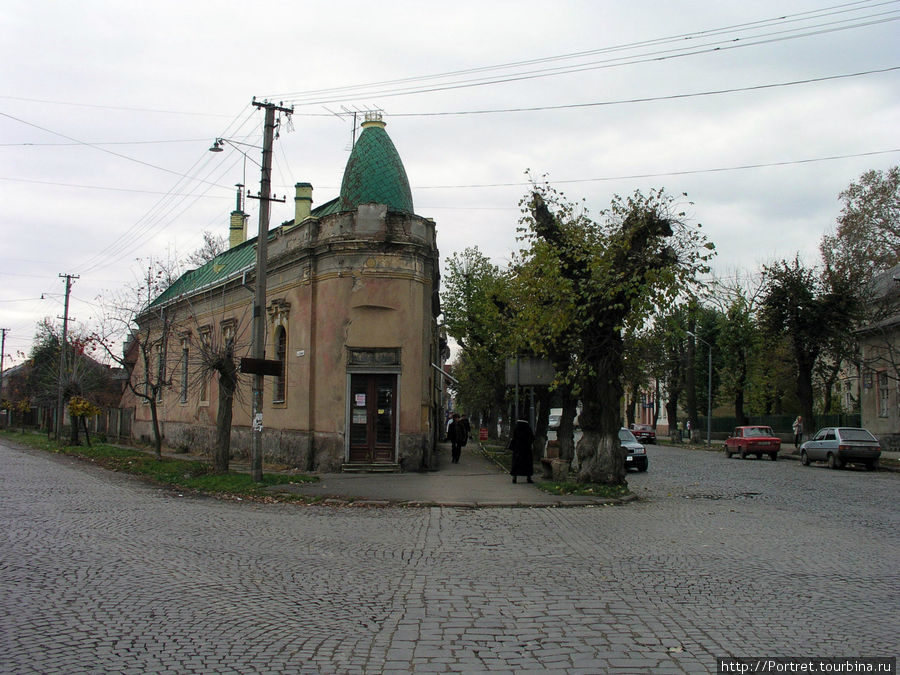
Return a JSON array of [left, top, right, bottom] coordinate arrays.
[[520, 182, 713, 485], [685, 303, 720, 434], [759, 257, 859, 428], [820, 166, 900, 282], [68, 395, 102, 446], [442, 247, 509, 437], [27, 319, 113, 441], [715, 294, 759, 424]]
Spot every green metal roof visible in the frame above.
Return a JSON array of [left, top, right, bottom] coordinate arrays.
[[338, 121, 414, 214], [150, 238, 257, 308]]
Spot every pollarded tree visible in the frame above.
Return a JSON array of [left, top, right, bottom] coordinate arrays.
[[186, 307, 248, 473], [520, 182, 714, 485]]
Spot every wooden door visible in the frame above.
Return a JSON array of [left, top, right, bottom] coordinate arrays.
[[348, 374, 396, 463]]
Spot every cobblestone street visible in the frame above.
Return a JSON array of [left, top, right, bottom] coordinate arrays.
[[1, 439, 897, 674]]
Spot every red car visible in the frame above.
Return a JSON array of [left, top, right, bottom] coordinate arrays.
[[630, 424, 656, 444], [724, 426, 780, 461]]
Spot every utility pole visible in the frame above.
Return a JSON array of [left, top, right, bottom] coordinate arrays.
[[56, 274, 78, 441], [0, 328, 7, 426], [247, 100, 292, 482]]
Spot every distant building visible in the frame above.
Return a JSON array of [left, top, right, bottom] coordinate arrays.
[[858, 264, 900, 450], [123, 115, 443, 470]]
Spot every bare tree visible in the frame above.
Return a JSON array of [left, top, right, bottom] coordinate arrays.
[[186, 231, 227, 268], [95, 261, 182, 459]]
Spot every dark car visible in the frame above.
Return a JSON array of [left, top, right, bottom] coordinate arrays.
[[630, 423, 656, 444], [620, 427, 648, 472], [724, 425, 780, 461], [800, 427, 881, 470]]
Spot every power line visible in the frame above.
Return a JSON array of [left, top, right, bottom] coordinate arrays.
[[267, 0, 895, 99], [414, 149, 900, 190], [387, 66, 900, 117], [0, 176, 233, 196], [0, 137, 210, 147], [266, 3, 900, 105]]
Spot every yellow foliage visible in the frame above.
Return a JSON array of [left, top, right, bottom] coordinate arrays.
[[68, 396, 101, 418]]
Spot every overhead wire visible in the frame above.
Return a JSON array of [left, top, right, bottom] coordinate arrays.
[[72, 107, 262, 276], [264, 2, 900, 105], [267, 0, 895, 99]]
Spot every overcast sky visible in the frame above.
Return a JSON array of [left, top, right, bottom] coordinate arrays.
[[1, 0, 898, 365]]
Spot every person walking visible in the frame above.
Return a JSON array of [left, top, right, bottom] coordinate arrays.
[[792, 415, 804, 449], [459, 414, 471, 446], [448, 413, 463, 464], [509, 419, 535, 483]]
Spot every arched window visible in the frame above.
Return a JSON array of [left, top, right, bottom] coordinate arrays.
[[273, 326, 287, 403]]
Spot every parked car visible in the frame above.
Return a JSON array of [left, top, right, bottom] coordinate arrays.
[[630, 423, 656, 444], [724, 426, 780, 461], [800, 427, 881, 470], [620, 427, 648, 472]]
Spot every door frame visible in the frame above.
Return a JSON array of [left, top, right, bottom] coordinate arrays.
[[345, 368, 401, 464]]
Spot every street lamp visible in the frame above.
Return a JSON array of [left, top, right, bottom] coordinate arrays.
[[686, 330, 712, 447]]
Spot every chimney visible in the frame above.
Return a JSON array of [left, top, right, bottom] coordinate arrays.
[[229, 183, 248, 248], [294, 182, 313, 224]]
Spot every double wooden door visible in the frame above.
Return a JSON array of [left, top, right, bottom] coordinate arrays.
[[348, 374, 396, 464]]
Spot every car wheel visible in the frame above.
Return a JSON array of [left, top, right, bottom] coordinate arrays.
[[756, 453, 763, 460], [827, 453, 842, 470], [770, 453, 778, 461], [724, 448, 732, 458], [638, 464, 648, 472], [868, 459, 879, 471], [739, 449, 747, 459], [800, 450, 810, 466]]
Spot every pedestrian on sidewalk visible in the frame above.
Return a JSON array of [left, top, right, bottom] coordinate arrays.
[[792, 415, 804, 448], [448, 413, 463, 464], [509, 419, 535, 483]]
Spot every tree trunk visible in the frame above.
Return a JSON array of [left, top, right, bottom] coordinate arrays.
[[149, 398, 163, 460], [797, 362, 816, 433], [685, 337, 697, 428], [666, 393, 680, 441], [576, 338, 627, 485], [82, 416, 92, 447], [214, 366, 237, 473], [532, 387, 551, 462], [734, 357, 747, 425], [557, 388, 578, 463], [69, 410, 79, 446], [625, 385, 637, 428]]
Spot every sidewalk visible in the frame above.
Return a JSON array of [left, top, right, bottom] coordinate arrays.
[[266, 441, 632, 508]]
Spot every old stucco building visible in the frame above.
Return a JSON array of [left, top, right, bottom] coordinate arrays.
[[125, 114, 443, 471]]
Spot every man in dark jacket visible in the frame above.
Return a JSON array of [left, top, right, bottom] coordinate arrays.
[[448, 413, 462, 464]]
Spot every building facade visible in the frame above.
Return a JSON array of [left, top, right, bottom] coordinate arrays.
[[858, 264, 900, 450], [124, 115, 443, 471]]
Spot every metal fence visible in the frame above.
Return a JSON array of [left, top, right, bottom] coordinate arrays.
[[698, 414, 861, 434]]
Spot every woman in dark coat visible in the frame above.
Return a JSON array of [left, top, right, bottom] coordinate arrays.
[[509, 419, 535, 483]]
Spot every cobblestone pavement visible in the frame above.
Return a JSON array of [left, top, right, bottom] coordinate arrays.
[[1, 440, 897, 674]]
